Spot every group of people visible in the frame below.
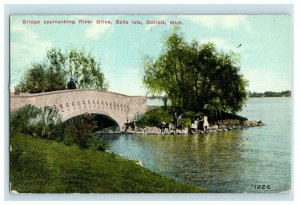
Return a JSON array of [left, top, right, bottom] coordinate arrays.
[[189, 115, 209, 134], [190, 115, 209, 132], [159, 112, 210, 133], [124, 120, 136, 132], [158, 112, 183, 133]]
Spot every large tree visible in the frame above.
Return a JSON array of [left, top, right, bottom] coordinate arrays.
[[18, 47, 108, 93], [143, 28, 248, 113]]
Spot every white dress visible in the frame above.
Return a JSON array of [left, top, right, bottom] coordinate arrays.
[[203, 116, 209, 127]]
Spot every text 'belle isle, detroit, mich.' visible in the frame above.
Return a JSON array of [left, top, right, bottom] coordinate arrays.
[[22, 19, 183, 25]]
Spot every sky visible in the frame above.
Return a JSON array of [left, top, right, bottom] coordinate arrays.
[[10, 15, 292, 95]]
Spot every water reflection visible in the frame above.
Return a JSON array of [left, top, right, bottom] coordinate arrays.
[[97, 98, 291, 193], [98, 131, 250, 192]]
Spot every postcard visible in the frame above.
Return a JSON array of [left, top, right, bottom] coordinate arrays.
[[9, 14, 291, 194]]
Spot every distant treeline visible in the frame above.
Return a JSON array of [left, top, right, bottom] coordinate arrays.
[[248, 90, 291, 97]]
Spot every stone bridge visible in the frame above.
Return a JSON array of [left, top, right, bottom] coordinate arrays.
[[10, 89, 148, 131]]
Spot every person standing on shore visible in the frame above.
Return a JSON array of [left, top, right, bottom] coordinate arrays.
[[173, 112, 177, 126], [177, 113, 182, 130], [202, 115, 209, 131]]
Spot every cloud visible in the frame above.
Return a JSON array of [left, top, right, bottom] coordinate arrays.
[[85, 23, 112, 40], [10, 24, 52, 87], [103, 64, 146, 96], [241, 66, 291, 92], [196, 37, 248, 55], [85, 16, 123, 40], [200, 38, 235, 51], [10, 24, 52, 56], [181, 15, 248, 29], [11, 24, 37, 40]]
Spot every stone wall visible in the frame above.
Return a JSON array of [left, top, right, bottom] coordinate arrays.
[[10, 89, 148, 130]]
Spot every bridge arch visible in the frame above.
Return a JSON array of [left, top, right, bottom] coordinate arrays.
[[62, 109, 123, 130], [10, 89, 148, 131]]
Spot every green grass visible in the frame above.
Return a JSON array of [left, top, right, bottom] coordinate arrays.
[[10, 133, 207, 193]]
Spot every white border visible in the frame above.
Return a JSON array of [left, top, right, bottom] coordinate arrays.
[[2, 1, 298, 203]]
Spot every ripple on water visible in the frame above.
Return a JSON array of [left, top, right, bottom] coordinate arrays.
[[98, 98, 291, 193]]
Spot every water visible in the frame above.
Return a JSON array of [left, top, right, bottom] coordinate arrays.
[[98, 97, 291, 193]]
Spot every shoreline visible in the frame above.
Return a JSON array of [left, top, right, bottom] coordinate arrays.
[[98, 119, 264, 135]]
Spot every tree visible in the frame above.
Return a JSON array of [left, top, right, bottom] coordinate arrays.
[[18, 47, 109, 93], [143, 28, 248, 113], [65, 48, 108, 89], [45, 48, 67, 92], [19, 63, 47, 93]]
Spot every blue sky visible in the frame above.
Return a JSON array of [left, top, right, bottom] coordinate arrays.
[[10, 15, 291, 95]]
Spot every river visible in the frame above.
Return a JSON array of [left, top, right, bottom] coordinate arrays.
[[97, 97, 291, 193]]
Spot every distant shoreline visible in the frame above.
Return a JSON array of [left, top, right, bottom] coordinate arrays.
[[247, 90, 291, 98], [248, 96, 291, 98]]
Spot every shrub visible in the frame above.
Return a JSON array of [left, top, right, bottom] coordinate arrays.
[[136, 108, 172, 127], [35, 106, 63, 140], [11, 107, 109, 151], [10, 105, 41, 136], [64, 114, 96, 149], [10, 105, 63, 140]]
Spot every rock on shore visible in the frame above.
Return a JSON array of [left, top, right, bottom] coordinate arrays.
[[123, 119, 264, 135]]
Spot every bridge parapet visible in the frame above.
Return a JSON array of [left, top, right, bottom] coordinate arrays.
[[10, 89, 148, 130]]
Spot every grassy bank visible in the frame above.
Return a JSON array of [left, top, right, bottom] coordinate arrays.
[[10, 133, 207, 193]]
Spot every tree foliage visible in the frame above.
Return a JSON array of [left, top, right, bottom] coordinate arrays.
[[18, 47, 108, 93], [143, 28, 248, 113]]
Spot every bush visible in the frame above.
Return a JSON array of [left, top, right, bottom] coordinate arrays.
[[136, 108, 173, 127], [136, 108, 199, 128], [11, 106, 109, 151], [10, 105, 63, 140], [36, 106, 63, 140], [64, 114, 96, 149], [10, 105, 41, 136]]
